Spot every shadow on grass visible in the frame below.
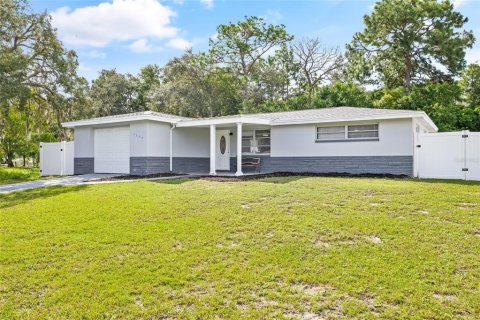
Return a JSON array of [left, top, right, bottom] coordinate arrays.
[[407, 178, 480, 186], [0, 185, 88, 210], [128, 173, 480, 187], [149, 178, 192, 185], [149, 174, 333, 185]]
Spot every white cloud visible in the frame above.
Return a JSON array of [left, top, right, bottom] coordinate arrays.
[[83, 50, 107, 59], [210, 33, 218, 41], [452, 0, 466, 8], [166, 37, 192, 50], [51, 0, 178, 47], [128, 38, 159, 53], [466, 47, 480, 64], [264, 9, 282, 24], [200, 0, 213, 9]]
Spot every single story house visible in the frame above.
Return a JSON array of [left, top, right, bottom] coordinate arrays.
[[62, 107, 438, 176]]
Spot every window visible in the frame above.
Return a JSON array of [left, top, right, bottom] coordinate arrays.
[[316, 126, 345, 140], [316, 124, 379, 141], [242, 129, 270, 154], [348, 124, 379, 139]]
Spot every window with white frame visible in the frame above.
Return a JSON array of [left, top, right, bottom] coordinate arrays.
[[316, 124, 379, 141], [316, 126, 345, 141], [348, 124, 379, 139], [242, 129, 271, 154]]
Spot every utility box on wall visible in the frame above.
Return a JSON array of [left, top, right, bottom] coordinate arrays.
[[39, 141, 75, 176]]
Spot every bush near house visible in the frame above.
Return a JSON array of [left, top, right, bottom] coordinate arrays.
[[1, 177, 479, 319]]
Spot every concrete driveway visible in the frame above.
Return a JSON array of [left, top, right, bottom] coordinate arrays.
[[0, 174, 121, 194]]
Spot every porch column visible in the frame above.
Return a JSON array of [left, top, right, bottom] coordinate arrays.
[[209, 124, 216, 175], [235, 122, 243, 176]]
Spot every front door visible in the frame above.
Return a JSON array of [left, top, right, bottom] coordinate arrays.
[[216, 130, 230, 170]]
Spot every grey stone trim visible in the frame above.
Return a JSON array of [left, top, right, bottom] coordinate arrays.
[[232, 155, 413, 176], [125, 155, 413, 176], [130, 157, 170, 175], [74, 157, 94, 175], [172, 157, 210, 173]]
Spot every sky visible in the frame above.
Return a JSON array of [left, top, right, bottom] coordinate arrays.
[[31, 0, 480, 82]]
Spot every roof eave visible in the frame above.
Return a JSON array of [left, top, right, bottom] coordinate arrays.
[[62, 115, 180, 128], [269, 114, 421, 126], [175, 116, 271, 127], [415, 112, 438, 132]]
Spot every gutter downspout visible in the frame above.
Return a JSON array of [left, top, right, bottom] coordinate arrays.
[[170, 124, 175, 172]]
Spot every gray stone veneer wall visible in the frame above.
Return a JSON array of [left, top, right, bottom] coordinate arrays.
[[78, 155, 413, 176], [232, 155, 413, 176], [173, 157, 210, 173], [130, 157, 169, 175], [74, 157, 94, 175]]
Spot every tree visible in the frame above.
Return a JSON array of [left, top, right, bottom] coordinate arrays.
[[209, 16, 294, 77], [460, 63, 480, 108], [0, 0, 80, 103], [292, 37, 344, 95], [347, 0, 475, 91], [0, 0, 84, 165], [89, 69, 137, 116], [150, 50, 242, 117], [313, 82, 373, 109], [0, 105, 27, 166], [242, 46, 297, 111], [133, 64, 162, 111]]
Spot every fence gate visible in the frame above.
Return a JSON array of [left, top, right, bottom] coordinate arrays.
[[418, 131, 480, 181], [39, 141, 75, 176]]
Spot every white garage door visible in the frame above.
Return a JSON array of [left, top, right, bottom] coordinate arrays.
[[94, 127, 130, 174]]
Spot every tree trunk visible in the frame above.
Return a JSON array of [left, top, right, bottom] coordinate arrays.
[[404, 54, 412, 92], [6, 156, 14, 167]]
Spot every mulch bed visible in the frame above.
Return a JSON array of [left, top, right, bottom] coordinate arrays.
[[98, 172, 185, 181], [97, 171, 409, 183], [198, 172, 410, 182]]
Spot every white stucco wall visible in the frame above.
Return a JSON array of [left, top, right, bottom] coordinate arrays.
[[173, 127, 210, 157], [271, 119, 414, 157], [130, 121, 171, 157], [74, 118, 415, 160], [172, 127, 239, 157], [74, 127, 94, 157]]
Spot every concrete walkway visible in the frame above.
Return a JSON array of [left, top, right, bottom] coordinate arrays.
[[0, 174, 121, 194]]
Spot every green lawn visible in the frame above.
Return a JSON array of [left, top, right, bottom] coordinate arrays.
[[0, 167, 43, 185], [1, 177, 479, 319]]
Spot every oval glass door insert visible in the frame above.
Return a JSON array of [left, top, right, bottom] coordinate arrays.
[[220, 136, 226, 154]]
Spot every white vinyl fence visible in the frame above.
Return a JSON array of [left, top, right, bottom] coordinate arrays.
[[418, 131, 480, 181], [39, 141, 74, 176]]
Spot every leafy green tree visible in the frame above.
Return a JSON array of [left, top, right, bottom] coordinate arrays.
[[134, 64, 162, 111], [459, 63, 480, 108], [347, 0, 475, 91], [242, 46, 297, 112], [209, 16, 294, 77], [0, 0, 85, 164], [150, 50, 242, 117], [313, 82, 373, 109], [0, 0, 80, 103], [0, 105, 27, 166], [89, 69, 137, 116]]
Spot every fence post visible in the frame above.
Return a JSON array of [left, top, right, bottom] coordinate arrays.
[[39, 142, 44, 176], [60, 141, 66, 176], [462, 130, 469, 180]]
